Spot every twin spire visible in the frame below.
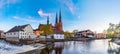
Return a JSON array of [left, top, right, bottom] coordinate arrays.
[[47, 10, 62, 25], [55, 13, 58, 24], [55, 10, 62, 24]]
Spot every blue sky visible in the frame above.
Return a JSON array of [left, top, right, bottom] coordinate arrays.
[[0, 0, 120, 33]]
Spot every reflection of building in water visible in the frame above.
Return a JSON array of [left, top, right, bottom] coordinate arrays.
[[40, 44, 54, 54], [108, 42, 114, 54], [107, 42, 120, 54], [54, 42, 64, 54], [40, 42, 64, 54]]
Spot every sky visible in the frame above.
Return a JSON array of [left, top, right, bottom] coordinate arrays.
[[0, 0, 120, 33]]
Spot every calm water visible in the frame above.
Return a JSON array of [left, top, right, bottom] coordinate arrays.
[[40, 39, 120, 54]]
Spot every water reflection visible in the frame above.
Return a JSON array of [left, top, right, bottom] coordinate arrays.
[[107, 41, 120, 54], [40, 42, 64, 54], [40, 39, 120, 54]]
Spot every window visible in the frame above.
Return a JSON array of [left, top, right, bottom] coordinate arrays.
[[24, 33, 25, 35], [14, 33, 15, 35], [21, 33, 22, 35]]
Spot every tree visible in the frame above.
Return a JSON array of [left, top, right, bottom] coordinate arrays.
[[64, 31, 73, 38], [106, 23, 115, 38], [106, 22, 120, 39], [114, 23, 120, 37], [39, 25, 53, 36], [72, 29, 79, 34], [72, 29, 79, 36]]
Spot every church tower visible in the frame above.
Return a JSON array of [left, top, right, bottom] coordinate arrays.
[[55, 13, 58, 33], [53, 10, 64, 39], [54, 10, 63, 34], [58, 10, 63, 33], [55, 13, 58, 24], [47, 16, 49, 25], [59, 10, 62, 23], [55, 13, 58, 29]]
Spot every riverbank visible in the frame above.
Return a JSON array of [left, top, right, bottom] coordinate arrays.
[[17, 44, 45, 54], [113, 38, 120, 45], [0, 40, 45, 54]]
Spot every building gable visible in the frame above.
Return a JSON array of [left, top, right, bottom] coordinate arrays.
[[6, 24, 29, 33]]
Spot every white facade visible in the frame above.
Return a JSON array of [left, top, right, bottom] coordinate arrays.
[[19, 25, 36, 39], [39, 35, 52, 40], [0, 33, 5, 39], [5, 32, 19, 42], [5, 24, 36, 42], [87, 35, 94, 38], [53, 34, 64, 39]]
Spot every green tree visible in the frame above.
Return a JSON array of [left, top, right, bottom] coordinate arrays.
[[39, 25, 53, 36], [72, 29, 78, 34], [64, 31, 73, 38], [107, 23, 115, 38], [72, 29, 79, 37], [115, 23, 120, 37], [106, 22, 120, 39]]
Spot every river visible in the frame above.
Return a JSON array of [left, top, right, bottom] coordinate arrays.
[[40, 39, 120, 54]]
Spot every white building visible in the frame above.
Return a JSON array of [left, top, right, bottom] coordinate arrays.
[[53, 34, 64, 39], [5, 24, 36, 42], [0, 30, 5, 39]]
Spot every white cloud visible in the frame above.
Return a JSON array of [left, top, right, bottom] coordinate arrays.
[[13, 16, 45, 23], [0, 0, 18, 8], [58, 0, 77, 14], [37, 9, 55, 23], [38, 9, 51, 17]]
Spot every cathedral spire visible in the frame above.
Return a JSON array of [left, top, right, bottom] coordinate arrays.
[[55, 12, 58, 24], [59, 10, 62, 22], [47, 16, 49, 25]]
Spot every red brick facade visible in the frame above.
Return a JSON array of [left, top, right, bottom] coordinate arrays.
[[34, 11, 63, 36], [95, 33, 106, 38]]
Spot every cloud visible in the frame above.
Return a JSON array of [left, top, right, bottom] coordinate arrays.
[[13, 16, 45, 23], [0, 0, 18, 8], [38, 9, 51, 17], [58, 0, 77, 14]]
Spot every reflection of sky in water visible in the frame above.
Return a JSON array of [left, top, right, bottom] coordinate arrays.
[[51, 39, 120, 54], [40, 39, 120, 54]]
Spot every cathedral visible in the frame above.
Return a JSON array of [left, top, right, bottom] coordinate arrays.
[[54, 11, 64, 34], [34, 11, 64, 39]]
